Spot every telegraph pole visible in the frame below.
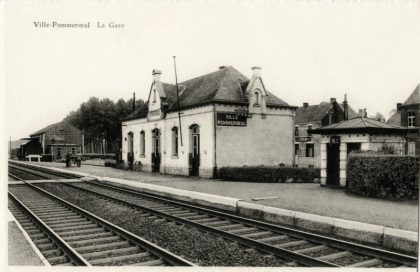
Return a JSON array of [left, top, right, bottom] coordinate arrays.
[[173, 56, 183, 146]]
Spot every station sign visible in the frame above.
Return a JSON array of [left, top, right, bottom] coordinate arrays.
[[330, 136, 341, 145], [216, 113, 247, 127]]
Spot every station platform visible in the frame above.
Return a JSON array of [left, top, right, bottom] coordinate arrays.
[[24, 161, 418, 232], [8, 210, 46, 266]]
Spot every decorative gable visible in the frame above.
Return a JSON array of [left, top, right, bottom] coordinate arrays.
[[245, 67, 268, 117], [147, 69, 167, 121]]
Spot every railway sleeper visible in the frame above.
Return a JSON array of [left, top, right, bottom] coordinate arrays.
[[63, 231, 114, 242], [69, 236, 122, 246], [204, 220, 229, 227], [47, 255, 69, 265], [256, 235, 289, 243], [216, 223, 244, 230], [75, 241, 132, 252], [191, 217, 219, 223], [181, 214, 208, 220], [276, 240, 310, 248], [241, 231, 273, 239], [57, 226, 104, 236], [51, 223, 99, 232], [48, 218, 92, 228], [229, 227, 259, 234], [49, 220, 93, 229], [130, 259, 165, 266], [42, 217, 87, 224], [294, 245, 328, 254], [40, 214, 82, 221], [347, 258, 383, 268], [88, 251, 151, 265], [318, 251, 352, 261], [82, 246, 140, 259]]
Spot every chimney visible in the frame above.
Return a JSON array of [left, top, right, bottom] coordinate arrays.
[[251, 66, 262, 78], [342, 94, 349, 120], [396, 103, 402, 111], [358, 108, 367, 118], [303, 102, 309, 108], [219, 66, 227, 70], [330, 97, 337, 104], [152, 69, 162, 82]]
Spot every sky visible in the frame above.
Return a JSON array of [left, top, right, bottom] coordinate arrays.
[[5, 0, 420, 140]]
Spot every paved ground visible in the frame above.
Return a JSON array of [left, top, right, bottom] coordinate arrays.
[[27, 162, 419, 231], [8, 220, 44, 266]]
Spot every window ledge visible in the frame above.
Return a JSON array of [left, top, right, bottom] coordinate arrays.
[[171, 155, 179, 159], [253, 104, 261, 107], [140, 154, 145, 158]]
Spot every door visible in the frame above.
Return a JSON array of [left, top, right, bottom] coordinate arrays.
[[326, 142, 340, 186], [127, 132, 134, 169], [189, 125, 200, 176], [151, 129, 161, 172]]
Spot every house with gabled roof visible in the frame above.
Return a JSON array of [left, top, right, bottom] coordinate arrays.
[[30, 121, 83, 160], [294, 96, 357, 167], [121, 66, 296, 178], [387, 83, 420, 155]]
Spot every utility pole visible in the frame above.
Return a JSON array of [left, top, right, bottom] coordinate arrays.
[[173, 56, 183, 146]]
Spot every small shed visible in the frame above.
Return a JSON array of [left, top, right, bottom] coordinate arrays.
[[310, 116, 418, 187]]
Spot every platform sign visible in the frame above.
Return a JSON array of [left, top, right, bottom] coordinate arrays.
[[216, 113, 247, 127], [330, 136, 341, 145]]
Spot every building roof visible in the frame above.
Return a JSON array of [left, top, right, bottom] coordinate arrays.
[[311, 116, 417, 135], [30, 121, 79, 136], [402, 83, 420, 106], [124, 66, 293, 121], [295, 102, 357, 124], [386, 110, 401, 126], [10, 139, 32, 149]]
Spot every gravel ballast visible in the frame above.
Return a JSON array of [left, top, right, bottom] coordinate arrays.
[[38, 182, 288, 266]]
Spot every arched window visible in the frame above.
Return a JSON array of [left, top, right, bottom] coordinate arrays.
[[254, 91, 260, 105], [127, 132, 134, 155], [172, 127, 178, 156], [153, 89, 157, 103], [140, 131, 145, 156]]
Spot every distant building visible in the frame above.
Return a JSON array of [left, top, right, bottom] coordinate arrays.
[[9, 138, 42, 160], [294, 96, 357, 167], [30, 121, 83, 160], [122, 66, 296, 178], [387, 83, 420, 155]]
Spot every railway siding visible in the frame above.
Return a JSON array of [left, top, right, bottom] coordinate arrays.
[[8, 160, 418, 254]]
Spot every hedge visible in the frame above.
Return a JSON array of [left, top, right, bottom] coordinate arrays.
[[347, 154, 419, 200], [218, 166, 320, 183], [104, 159, 116, 168], [83, 153, 116, 160]]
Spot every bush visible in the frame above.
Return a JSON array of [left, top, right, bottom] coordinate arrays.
[[104, 159, 116, 168], [83, 153, 116, 160], [41, 154, 53, 162], [218, 166, 320, 183], [347, 154, 419, 200]]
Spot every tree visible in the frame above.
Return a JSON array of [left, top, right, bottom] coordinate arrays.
[[369, 112, 385, 122], [64, 96, 145, 153]]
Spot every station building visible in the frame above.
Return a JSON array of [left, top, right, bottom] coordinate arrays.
[[294, 96, 357, 167], [30, 121, 83, 160], [121, 66, 296, 178], [310, 113, 418, 187]]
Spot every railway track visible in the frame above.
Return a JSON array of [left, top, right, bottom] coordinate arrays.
[[8, 162, 418, 267], [8, 177, 195, 266]]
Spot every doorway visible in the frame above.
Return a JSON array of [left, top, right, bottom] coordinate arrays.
[[127, 132, 134, 169], [326, 142, 340, 186], [151, 129, 161, 172], [189, 125, 200, 176]]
